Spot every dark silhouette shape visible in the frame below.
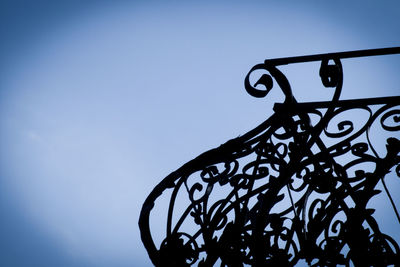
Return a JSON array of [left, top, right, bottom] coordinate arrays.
[[139, 47, 400, 266]]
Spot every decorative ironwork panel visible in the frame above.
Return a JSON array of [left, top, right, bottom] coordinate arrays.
[[139, 48, 400, 266]]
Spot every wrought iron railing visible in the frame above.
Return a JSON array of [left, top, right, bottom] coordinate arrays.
[[139, 47, 400, 266]]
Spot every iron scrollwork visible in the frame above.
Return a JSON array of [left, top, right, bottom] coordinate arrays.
[[139, 47, 400, 266]]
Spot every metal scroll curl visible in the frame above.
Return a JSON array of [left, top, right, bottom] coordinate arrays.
[[139, 47, 400, 266], [244, 57, 343, 106], [244, 63, 293, 101]]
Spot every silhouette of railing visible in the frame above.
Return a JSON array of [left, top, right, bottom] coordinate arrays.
[[139, 47, 400, 266]]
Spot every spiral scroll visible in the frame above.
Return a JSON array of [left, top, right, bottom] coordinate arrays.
[[139, 48, 400, 266]]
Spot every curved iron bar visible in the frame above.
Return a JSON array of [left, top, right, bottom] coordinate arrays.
[[139, 47, 400, 266]]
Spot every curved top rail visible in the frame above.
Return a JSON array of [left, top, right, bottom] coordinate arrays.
[[266, 47, 400, 66], [140, 48, 400, 266]]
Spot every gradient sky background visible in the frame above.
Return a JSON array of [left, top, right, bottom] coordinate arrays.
[[0, 1, 399, 266]]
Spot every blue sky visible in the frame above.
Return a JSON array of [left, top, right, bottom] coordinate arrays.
[[0, 1, 399, 266]]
